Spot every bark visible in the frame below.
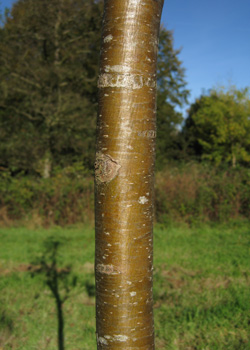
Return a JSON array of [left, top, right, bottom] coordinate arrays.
[[95, 1, 164, 349]]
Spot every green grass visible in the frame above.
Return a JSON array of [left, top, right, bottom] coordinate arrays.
[[0, 222, 250, 349]]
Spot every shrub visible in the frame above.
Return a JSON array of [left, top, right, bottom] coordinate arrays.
[[155, 162, 250, 224], [1, 162, 250, 226], [0, 164, 94, 226]]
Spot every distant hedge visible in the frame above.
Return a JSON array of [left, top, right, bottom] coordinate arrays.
[[1, 162, 250, 226], [0, 164, 94, 226], [155, 163, 250, 225]]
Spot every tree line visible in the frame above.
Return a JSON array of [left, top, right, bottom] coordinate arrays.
[[0, 0, 250, 178]]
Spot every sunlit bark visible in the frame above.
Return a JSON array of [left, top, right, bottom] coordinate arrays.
[[95, 0, 164, 348]]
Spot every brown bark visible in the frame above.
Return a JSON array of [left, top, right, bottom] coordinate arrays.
[[95, 0, 164, 349]]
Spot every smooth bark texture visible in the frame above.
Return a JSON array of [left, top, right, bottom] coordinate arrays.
[[95, 0, 164, 349]]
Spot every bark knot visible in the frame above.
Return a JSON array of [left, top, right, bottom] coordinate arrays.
[[95, 153, 121, 183]]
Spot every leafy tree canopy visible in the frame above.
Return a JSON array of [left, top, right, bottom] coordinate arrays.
[[183, 87, 250, 167], [0, 0, 188, 175], [156, 28, 189, 168], [0, 0, 103, 175]]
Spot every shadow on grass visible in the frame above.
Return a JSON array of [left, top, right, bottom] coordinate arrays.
[[0, 305, 13, 348], [31, 237, 75, 350], [30, 236, 96, 350]]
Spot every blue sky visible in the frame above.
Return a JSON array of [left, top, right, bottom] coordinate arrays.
[[162, 0, 250, 112], [1, 0, 249, 113]]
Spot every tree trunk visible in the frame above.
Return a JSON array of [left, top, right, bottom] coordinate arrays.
[[43, 150, 52, 179], [95, 1, 164, 349]]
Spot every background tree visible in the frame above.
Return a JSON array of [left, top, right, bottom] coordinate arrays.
[[0, 0, 103, 176], [183, 87, 250, 166], [0, 0, 188, 176], [156, 28, 189, 168]]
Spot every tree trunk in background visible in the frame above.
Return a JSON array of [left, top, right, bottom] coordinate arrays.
[[95, 0, 164, 349], [43, 152, 52, 179]]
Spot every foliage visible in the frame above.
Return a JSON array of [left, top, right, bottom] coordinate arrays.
[[0, 224, 250, 349], [155, 162, 250, 224], [156, 28, 189, 169], [1, 162, 250, 226], [183, 87, 250, 166], [0, 0, 103, 175], [0, 163, 94, 226], [0, 0, 189, 175]]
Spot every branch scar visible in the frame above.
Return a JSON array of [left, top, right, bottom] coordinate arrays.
[[95, 153, 121, 183]]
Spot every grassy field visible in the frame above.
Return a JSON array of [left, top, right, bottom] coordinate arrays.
[[0, 222, 249, 349]]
